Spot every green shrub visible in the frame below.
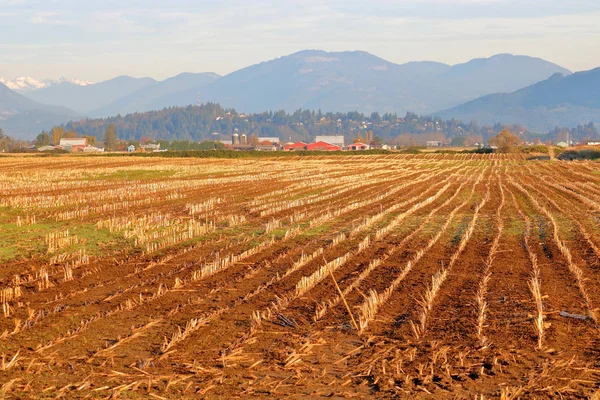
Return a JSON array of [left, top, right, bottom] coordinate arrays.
[[521, 145, 549, 154], [397, 146, 424, 154]]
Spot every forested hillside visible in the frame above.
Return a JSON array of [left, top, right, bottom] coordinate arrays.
[[63, 103, 520, 145], [436, 67, 600, 132]]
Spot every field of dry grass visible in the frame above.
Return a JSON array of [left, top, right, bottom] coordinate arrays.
[[0, 153, 599, 398]]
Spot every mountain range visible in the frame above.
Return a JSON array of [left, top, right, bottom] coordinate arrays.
[[92, 73, 221, 117], [0, 76, 93, 92], [171, 51, 572, 116], [1, 49, 597, 139], [0, 83, 80, 138], [21, 51, 570, 118], [436, 67, 600, 132]]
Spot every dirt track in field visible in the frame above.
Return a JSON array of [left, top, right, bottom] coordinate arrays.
[[0, 154, 599, 398]]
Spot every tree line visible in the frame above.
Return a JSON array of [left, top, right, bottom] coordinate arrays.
[[53, 103, 556, 146], [8, 102, 600, 151]]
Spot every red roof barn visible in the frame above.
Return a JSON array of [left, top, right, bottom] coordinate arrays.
[[307, 141, 341, 151], [284, 142, 308, 151]]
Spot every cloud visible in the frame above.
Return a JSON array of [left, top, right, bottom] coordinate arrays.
[[0, 0, 599, 80]]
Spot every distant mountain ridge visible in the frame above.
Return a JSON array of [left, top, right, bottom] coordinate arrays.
[[24, 73, 221, 117], [92, 73, 221, 117], [155, 50, 571, 115], [435, 67, 600, 132], [0, 82, 79, 139], [19, 50, 570, 118], [0, 76, 93, 92], [26, 76, 158, 115], [0, 50, 582, 139]]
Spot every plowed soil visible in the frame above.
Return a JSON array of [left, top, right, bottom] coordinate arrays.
[[0, 154, 599, 398]]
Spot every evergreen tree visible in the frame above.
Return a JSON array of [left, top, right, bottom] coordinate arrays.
[[36, 131, 51, 147], [103, 124, 118, 151]]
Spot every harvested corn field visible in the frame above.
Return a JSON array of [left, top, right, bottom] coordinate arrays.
[[1, 154, 600, 398]]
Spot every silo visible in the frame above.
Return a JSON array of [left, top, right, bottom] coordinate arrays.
[[232, 133, 239, 145], [241, 134, 247, 145]]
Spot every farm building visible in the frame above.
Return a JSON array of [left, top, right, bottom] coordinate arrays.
[[127, 145, 136, 152], [229, 144, 255, 151], [82, 146, 104, 153], [140, 143, 161, 151], [59, 138, 88, 152], [315, 135, 345, 149], [426, 141, 443, 147], [284, 142, 308, 151], [348, 142, 370, 151], [255, 144, 278, 151], [258, 137, 281, 145], [37, 146, 57, 152], [307, 141, 341, 151], [586, 141, 600, 146]]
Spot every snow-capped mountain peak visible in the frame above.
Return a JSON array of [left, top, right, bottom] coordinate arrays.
[[0, 77, 46, 91], [0, 76, 94, 92], [50, 77, 94, 87]]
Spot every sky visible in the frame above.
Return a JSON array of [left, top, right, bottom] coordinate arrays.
[[1, 0, 600, 81]]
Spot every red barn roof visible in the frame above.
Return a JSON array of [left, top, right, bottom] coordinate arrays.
[[307, 141, 341, 151], [284, 142, 307, 151]]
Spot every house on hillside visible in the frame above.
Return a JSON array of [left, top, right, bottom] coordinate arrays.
[[315, 135, 345, 149], [59, 138, 88, 152], [307, 141, 341, 151], [348, 142, 370, 151], [284, 142, 308, 151]]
